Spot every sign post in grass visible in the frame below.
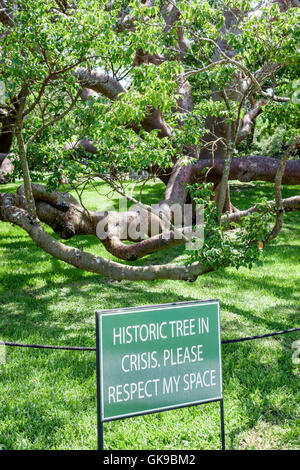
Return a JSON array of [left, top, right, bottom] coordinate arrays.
[[96, 300, 225, 450]]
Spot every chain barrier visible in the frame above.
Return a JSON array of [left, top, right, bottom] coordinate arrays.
[[1, 327, 299, 351]]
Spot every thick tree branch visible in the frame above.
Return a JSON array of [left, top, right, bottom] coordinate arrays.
[[190, 156, 300, 185], [2, 178, 300, 263], [75, 69, 172, 138], [237, 99, 266, 144], [0, 191, 212, 281], [0, 152, 13, 182], [75, 69, 127, 101]]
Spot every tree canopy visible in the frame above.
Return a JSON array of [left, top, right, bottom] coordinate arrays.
[[0, 0, 299, 281]]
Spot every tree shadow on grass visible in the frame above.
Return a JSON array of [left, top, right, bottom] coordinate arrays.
[[0, 184, 299, 449], [222, 337, 299, 449], [2, 318, 298, 450], [0, 349, 97, 449], [0, 230, 195, 347], [1, 226, 298, 343]]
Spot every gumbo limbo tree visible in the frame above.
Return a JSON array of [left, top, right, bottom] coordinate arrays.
[[0, 0, 299, 281]]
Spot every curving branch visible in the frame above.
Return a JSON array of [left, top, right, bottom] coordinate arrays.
[[237, 99, 266, 144], [75, 69, 126, 101], [3, 140, 300, 263], [0, 190, 211, 281], [0, 152, 13, 182], [1, 174, 300, 266], [75, 69, 172, 138]]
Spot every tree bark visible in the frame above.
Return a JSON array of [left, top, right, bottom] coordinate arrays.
[[0, 191, 211, 281], [0, 153, 13, 183], [1, 147, 299, 264]]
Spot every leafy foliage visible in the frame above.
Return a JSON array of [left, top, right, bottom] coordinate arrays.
[[0, 0, 299, 274], [186, 182, 274, 270]]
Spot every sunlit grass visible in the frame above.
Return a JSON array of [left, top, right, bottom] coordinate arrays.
[[0, 180, 299, 450]]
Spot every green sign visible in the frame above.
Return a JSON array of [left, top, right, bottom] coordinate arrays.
[[96, 300, 222, 422]]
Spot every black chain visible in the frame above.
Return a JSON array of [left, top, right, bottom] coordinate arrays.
[[1, 327, 299, 351], [1, 341, 95, 351], [221, 327, 300, 344]]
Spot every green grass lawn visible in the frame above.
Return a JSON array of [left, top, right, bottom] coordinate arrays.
[[0, 180, 299, 450]]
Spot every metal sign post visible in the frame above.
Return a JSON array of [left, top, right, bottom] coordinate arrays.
[[96, 300, 225, 450]]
